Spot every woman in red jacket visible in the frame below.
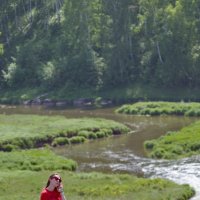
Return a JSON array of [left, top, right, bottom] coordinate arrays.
[[40, 173, 67, 200]]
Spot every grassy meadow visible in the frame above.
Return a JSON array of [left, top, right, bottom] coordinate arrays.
[[0, 114, 130, 151], [116, 101, 200, 116], [0, 170, 195, 200]]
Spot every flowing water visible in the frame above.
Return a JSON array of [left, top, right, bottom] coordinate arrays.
[[1, 105, 200, 199]]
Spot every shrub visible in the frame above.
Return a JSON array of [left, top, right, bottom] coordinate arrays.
[[3, 144, 17, 152], [78, 130, 93, 138], [88, 132, 97, 139], [96, 131, 105, 138], [101, 128, 112, 136], [51, 137, 69, 146], [70, 136, 86, 144], [190, 142, 200, 151], [12, 137, 34, 149], [150, 148, 166, 159], [144, 141, 155, 149], [185, 109, 196, 116], [171, 146, 184, 155]]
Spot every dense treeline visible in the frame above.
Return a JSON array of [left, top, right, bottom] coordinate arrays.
[[0, 0, 200, 93]]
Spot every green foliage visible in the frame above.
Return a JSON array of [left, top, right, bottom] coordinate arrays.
[[1, 0, 200, 91], [78, 130, 94, 138], [144, 120, 200, 159], [116, 101, 200, 116], [70, 136, 86, 144], [51, 137, 70, 147]]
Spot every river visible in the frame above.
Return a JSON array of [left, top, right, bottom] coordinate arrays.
[[1, 105, 200, 199]]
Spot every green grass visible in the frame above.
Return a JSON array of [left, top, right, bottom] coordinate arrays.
[[116, 101, 200, 116], [0, 114, 130, 151], [0, 148, 77, 171], [0, 170, 195, 200], [144, 120, 200, 159]]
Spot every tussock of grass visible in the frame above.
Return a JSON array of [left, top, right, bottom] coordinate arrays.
[[0, 114, 130, 151], [144, 120, 200, 159], [116, 101, 200, 116], [0, 170, 195, 200], [0, 149, 77, 171]]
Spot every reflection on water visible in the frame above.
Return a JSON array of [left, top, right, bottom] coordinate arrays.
[[0, 105, 199, 199]]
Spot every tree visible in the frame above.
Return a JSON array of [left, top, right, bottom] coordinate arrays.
[[102, 0, 140, 86]]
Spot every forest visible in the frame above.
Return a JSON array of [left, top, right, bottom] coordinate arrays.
[[0, 0, 200, 99]]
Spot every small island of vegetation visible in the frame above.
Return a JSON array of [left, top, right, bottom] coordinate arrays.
[[0, 114, 130, 151], [116, 101, 200, 116]]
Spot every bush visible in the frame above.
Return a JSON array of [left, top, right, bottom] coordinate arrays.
[[171, 146, 184, 155], [70, 136, 86, 144], [3, 144, 17, 152], [51, 137, 70, 146], [88, 132, 97, 139], [144, 141, 155, 149], [96, 131, 106, 138], [150, 148, 166, 159], [12, 137, 34, 149], [101, 128, 112, 136], [190, 142, 200, 151], [78, 130, 93, 138]]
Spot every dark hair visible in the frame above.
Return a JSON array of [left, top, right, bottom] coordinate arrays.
[[46, 173, 62, 188]]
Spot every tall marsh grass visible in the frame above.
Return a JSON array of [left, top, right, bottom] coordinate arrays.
[[144, 120, 200, 159], [0, 114, 130, 151], [116, 101, 200, 116]]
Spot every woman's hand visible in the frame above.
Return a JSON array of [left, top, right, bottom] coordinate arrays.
[[57, 184, 64, 193]]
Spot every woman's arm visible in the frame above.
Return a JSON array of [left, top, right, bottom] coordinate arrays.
[[60, 191, 67, 200], [58, 186, 67, 200]]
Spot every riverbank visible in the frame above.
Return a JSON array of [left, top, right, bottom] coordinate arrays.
[[1, 84, 200, 105], [144, 120, 200, 159]]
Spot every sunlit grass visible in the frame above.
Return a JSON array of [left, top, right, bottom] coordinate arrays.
[[0, 148, 77, 171], [116, 101, 200, 116], [144, 120, 200, 159], [0, 170, 195, 200], [0, 114, 130, 151]]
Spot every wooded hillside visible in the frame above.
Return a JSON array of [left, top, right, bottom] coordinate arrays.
[[0, 0, 200, 93]]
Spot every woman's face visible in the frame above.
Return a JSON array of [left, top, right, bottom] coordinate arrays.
[[50, 175, 62, 188]]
